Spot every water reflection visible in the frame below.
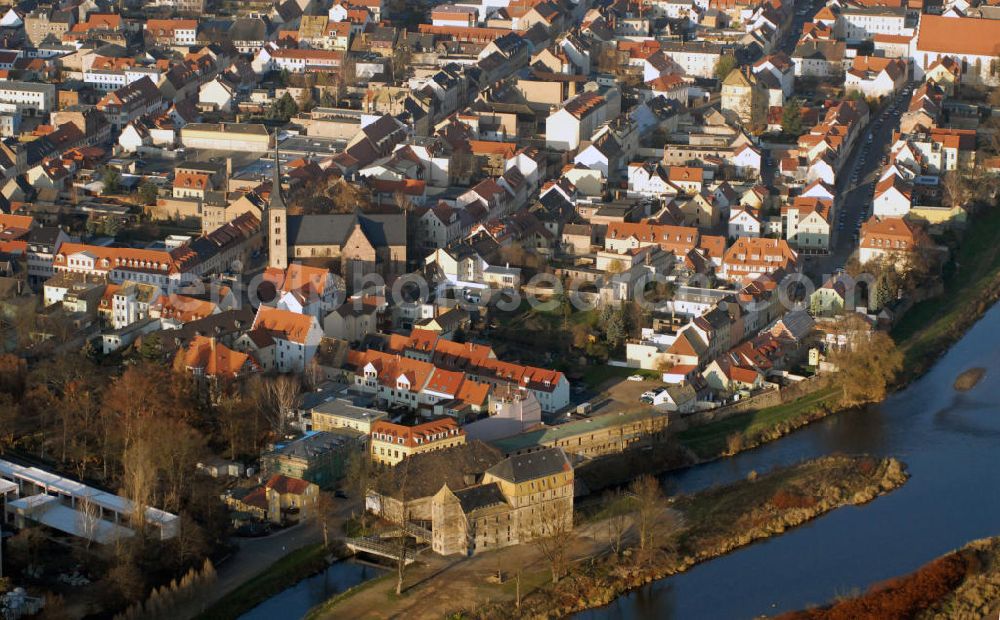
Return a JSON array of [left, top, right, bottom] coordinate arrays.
[[239, 560, 386, 620], [581, 303, 1000, 619]]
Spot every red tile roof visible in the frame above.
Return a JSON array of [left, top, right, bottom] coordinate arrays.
[[266, 474, 312, 495], [916, 15, 1000, 57]]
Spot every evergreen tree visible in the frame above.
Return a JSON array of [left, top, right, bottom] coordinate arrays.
[[781, 99, 803, 137], [138, 181, 159, 206], [102, 167, 122, 195]]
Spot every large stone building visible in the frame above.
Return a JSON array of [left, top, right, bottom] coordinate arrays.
[[430, 447, 574, 555]]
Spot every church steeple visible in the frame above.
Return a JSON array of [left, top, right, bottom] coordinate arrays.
[[267, 137, 288, 270], [269, 140, 286, 211]]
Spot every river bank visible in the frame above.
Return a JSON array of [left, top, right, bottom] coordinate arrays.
[[195, 543, 344, 620], [308, 455, 905, 620], [892, 206, 1000, 377], [466, 455, 907, 619], [778, 536, 1000, 619], [676, 205, 1000, 468]]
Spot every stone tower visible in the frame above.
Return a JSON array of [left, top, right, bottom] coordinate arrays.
[[267, 139, 287, 270]]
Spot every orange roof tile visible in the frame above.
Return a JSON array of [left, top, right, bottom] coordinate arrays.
[[916, 15, 1000, 57], [370, 418, 464, 448], [252, 307, 317, 344], [179, 335, 255, 378]]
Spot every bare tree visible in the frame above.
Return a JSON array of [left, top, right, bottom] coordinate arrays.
[[216, 395, 249, 461], [315, 491, 337, 549], [342, 448, 374, 500], [630, 475, 666, 553], [531, 501, 574, 584], [121, 434, 156, 533], [607, 489, 630, 556], [253, 375, 301, 439], [393, 190, 413, 213], [393, 459, 412, 595], [450, 149, 476, 185], [943, 169, 970, 208], [11, 297, 38, 348], [0, 394, 16, 450], [76, 495, 102, 548]]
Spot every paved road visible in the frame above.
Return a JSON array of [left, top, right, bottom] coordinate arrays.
[[179, 520, 323, 619], [803, 82, 917, 280]]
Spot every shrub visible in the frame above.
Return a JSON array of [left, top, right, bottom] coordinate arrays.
[[770, 489, 817, 510]]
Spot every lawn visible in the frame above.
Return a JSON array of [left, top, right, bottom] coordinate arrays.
[[581, 365, 635, 389], [892, 207, 1000, 368], [677, 386, 840, 459], [196, 543, 331, 620]]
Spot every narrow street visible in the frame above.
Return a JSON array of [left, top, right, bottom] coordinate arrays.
[[805, 81, 916, 279], [178, 521, 322, 619]]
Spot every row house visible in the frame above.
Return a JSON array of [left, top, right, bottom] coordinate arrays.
[[413, 202, 463, 252], [96, 77, 167, 132], [728, 206, 763, 239], [627, 161, 677, 198], [457, 178, 515, 219], [253, 46, 345, 74], [604, 220, 701, 257], [838, 5, 910, 43], [382, 330, 570, 412], [845, 56, 907, 99], [721, 237, 799, 281], [752, 51, 795, 98], [658, 41, 726, 78], [781, 197, 832, 254], [546, 89, 619, 151], [890, 128, 976, 175], [791, 40, 846, 78], [54, 243, 201, 288], [176, 335, 259, 387], [872, 173, 912, 218], [351, 349, 490, 416], [145, 19, 199, 46]]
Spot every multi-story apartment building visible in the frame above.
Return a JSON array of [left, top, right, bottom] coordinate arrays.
[[369, 418, 467, 466], [26, 227, 69, 289], [0, 81, 56, 116]]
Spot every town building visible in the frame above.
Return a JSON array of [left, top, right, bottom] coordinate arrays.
[[369, 418, 467, 466]]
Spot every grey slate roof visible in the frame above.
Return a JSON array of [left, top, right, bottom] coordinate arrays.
[[271, 431, 352, 460], [286, 212, 406, 248], [454, 482, 507, 514], [485, 447, 570, 484], [375, 441, 504, 501]]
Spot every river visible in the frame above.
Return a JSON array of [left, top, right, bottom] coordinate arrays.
[[580, 302, 1000, 619], [237, 559, 385, 620]]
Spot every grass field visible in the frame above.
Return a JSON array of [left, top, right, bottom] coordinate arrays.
[[677, 386, 840, 459], [580, 365, 654, 389]]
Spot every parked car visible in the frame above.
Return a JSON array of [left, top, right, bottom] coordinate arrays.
[[627, 374, 645, 382]]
